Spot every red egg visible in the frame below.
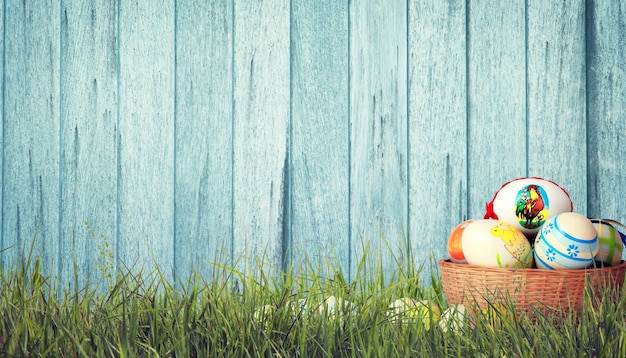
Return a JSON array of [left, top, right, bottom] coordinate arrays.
[[447, 220, 473, 263]]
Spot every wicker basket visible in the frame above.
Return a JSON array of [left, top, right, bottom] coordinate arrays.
[[439, 259, 626, 316]]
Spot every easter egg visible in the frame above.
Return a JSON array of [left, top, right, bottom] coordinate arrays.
[[461, 219, 534, 268], [438, 304, 468, 333], [387, 298, 440, 328], [590, 219, 625, 266], [289, 298, 309, 320], [447, 220, 473, 263], [252, 304, 275, 326], [534, 212, 598, 269], [484, 177, 573, 238], [314, 295, 354, 321]]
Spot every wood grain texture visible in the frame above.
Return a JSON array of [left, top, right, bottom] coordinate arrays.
[[232, 0, 290, 274], [408, 0, 467, 269], [2, 0, 61, 274], [175, 0, 233, 281], [1, 3, 626, 285], [0, 0, 3, 260], [350, 0, 408, 280], [467, 0, 527, 218], [290, 1, 350, 276], [586, 0, 626, 222], [60, 0, 118, 288], [118, 1, 175, 277], [527, 0, 587, 214]]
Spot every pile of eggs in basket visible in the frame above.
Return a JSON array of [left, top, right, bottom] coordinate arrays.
[[447, 177, 626, 269]]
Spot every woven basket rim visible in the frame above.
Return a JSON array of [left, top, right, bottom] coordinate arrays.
[[439, 258, 626, 274]]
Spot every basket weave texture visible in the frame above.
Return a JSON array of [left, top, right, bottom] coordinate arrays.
[[439, 259, 626, 315]]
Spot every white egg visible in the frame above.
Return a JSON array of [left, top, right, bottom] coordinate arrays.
[[461, 219, 534, 268], [534, 212, 598, 269], [484, 177, 573, 238], [438, 304, 468, 333]]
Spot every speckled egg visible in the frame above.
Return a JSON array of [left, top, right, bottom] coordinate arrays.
[[534, 213, 598, 269], [590, 219, 624, 266], [484, 177, 573, 238], [447, 220, 473, 264], [461, 219, 534, 268]]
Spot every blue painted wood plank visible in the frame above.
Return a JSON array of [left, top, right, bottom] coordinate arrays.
[[118, 1, 175, 278], [467, 1, 527, 218], [0, 0, 3, 260], [2, 0, 61, 274], [59, 0, 118, 288], [174, 1, 233, 282], [349, 0, 408, 280], [527, 0, 587, 215], [290, 1, 350, 277], [586, 1, 626, 223], [408, 0, 467, 269], [232, 0, 290, 275]]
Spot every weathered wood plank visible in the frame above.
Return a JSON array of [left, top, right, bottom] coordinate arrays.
[[59, 0, 118, 289], [586, 1, 626, 222], [408, 0, 467, 269], [527, 0, 587, 214], [2, 0, 60, 274], [118, 1, 175, 277], [467, 1, 527, 218], [350, 0, 408, 280], [0, 0, 3, 260], [175, 1, 233, 282], [232, 0, 290, 275], [290, 1, 350, 277]]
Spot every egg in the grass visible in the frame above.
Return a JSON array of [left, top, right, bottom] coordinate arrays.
[[484, 177, 573, 238], [438, 304, 468, 333], [387, 298, 440, 328], [590, 219, 625, 266], [534, 212, 599, 269], [461, 219, 534, 268], [447, 220, 473, 263]]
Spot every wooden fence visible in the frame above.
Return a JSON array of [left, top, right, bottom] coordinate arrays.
[[1, 0, 624, 286]]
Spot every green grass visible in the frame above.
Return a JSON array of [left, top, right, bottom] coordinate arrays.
[[1, 236, 626, 357]]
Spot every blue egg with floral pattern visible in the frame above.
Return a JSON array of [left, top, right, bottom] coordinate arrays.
[[534, 212, 598, 269]]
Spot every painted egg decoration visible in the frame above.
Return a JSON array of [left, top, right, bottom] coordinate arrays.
[[590, 219, 625, 266], [534, 212, 598, 269], [447, 220, 474, 263], [461, 219, 534, 268], [484, 177, 573, 238]]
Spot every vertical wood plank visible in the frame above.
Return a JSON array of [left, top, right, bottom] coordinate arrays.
[[408, 1, 467, 270], [0, 0, 3, 257], [586, 1, 626, 221], [60, 0, 118, 289], [527, 0, 586, 214], [233, 0, 290, 274], [3, 1, 60, 274], [118, 1, 175, 277], [350, 0, 408, 280], [467, 1, 527, 218], [175, 1, 233, 281], [290, 1, 350, 276]]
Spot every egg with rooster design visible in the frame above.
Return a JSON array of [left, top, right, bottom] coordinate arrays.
[[484, 177, 573, 239]]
